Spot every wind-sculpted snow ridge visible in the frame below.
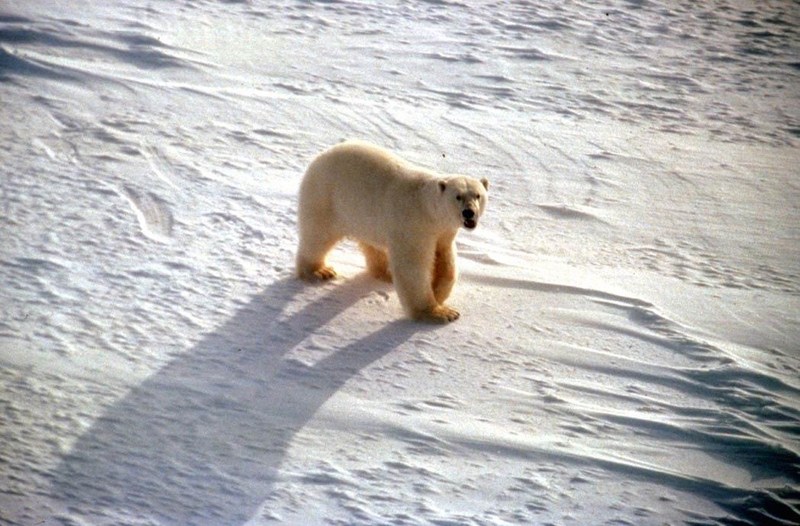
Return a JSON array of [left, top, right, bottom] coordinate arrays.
[[1, 1, 799, 525]]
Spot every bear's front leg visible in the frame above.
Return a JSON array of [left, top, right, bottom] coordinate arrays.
[[389, 241, 459, 323], [432, 239, 457, 304]]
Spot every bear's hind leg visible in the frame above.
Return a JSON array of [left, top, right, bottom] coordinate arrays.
[[296, 229, 341, 281], [359, 242, 392, 282]]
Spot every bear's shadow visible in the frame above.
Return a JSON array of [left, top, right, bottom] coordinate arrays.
[[51, 275, 423, 525]]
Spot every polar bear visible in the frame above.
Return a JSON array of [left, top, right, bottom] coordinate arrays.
[[296, 140, 489, 323]]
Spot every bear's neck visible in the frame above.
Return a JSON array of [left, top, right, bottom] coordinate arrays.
[[419, 178, 444, 221]]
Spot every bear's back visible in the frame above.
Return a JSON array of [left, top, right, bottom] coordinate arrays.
[[300, 141, 434, 246]]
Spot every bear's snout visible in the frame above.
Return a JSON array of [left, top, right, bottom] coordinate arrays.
[[462, 208, 478, 229]]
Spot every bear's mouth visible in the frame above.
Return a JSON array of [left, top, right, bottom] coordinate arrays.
[[463, 218, 477, 230]]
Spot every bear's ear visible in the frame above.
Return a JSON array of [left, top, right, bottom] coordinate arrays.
[[481, 178, 489, 191], [438, 180, 447, 193]]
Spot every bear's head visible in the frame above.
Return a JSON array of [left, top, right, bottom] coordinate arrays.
[[437, 176, 489, 230]]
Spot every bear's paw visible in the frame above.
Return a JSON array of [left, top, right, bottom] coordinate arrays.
[[299, 265, 337, 281], [415, 304, 460, 323]]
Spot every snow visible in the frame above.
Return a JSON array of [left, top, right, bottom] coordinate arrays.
[[1, 0, 799, 525]]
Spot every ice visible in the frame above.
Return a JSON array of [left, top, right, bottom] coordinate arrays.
[[1, 1, 799, 525]]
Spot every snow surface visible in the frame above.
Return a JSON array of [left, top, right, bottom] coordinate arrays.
[[1, 1, 799, 525]]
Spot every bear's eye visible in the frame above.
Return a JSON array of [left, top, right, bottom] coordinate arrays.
[[455, 195, 462, 202]]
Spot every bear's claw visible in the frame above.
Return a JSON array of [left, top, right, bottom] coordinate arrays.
[[299, 265, 337, 281], [313, 266, 337, 280]]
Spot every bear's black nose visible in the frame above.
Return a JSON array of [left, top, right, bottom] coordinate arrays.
[[462, 209, 475, 219]]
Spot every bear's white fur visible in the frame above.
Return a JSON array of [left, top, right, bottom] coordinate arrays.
[[296, 140, 489, 323]]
